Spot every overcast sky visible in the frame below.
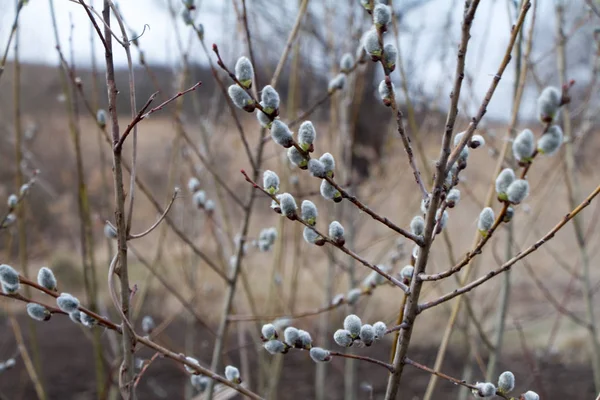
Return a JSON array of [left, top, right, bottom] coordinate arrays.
[[0, 0, 594, 121]]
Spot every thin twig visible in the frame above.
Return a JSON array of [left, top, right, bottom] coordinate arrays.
[[128, 189, 178, 240]]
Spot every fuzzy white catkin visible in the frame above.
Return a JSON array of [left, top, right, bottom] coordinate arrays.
[[478, 207, 495, 234], [400, 265, 414, 281], [225, 365, 241, 383], [271, 120, 294, 148], [346, 288, 361, 305], [497, 371, 515, 393], [523, 391, 539, 400], [320, 153, 335, 175], [373, 321, 387, 339], [470, 135, 485, 148], [363, 265, 390, 287], [69, 311, 82, 324], [193, 190, 206, 208], [261, 323, 277, 340], [329, 221, 345, 241], [142, 316, 155, 334], [261, 85, 280, 113], [453, 131, 465, 147], [81, 313, 97, 328], [7, 194, 17, 208], [283, 326, 300, 346], [1, 281, 19, 294], [184, 357, 200, 374], [104, 223, 117, 239], [57, 293, 80, 313], [320, 180, 340, 201], [328, 74, 346, 91], [495, 168, 516, 197], [537, 86, 561, 122], [512, 129, 535, 162], [331, 293, 344, 305], [363, 29, 381, 57], [446, 188, 460, 207], [0, 264, 19, 286], [204, 199, 215, 212], [264, 340, 285, 354], [257, 106, 274, 127], [27, 303, 50, 321], [303, 227, 319, 244], [474, 382, 496, 398], [190, 375, 210, 392], [96, 109, 107, 127], [344, 314, 362, 338], [308, 159, 327, 178], [507, 179, 529, 204], [410, 215, 425, 236], [187, 177, 201, 193], [37, 267, 57, 291], [287, 147, 308, 168], [298, 330, 312, 348], [278, 193, 297, 217], [378, 80, 395, 104], [301, 200, 318, 225], [333, 330, 353, 349], [383, 43, 397, 70], [436, 209, 449, 230], [263, 170, 280, 194], [227, 85, 253, 110], [309, 347, 331, 363], [459, 146, 469, 162], [537, 125, 563, 155], [234, 56, 254, 88], [373, 4, 391, 27], [298, 121, 316, 150], [360, 324, 375, 346], [340, 53, 354, 73]]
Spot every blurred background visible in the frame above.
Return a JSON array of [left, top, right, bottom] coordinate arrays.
[[0, 0, 599, 399]]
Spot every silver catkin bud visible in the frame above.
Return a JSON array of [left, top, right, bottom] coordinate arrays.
[[69, 310, 82, 324], [142, 316, 155, 334], [334, 329, 353, 347], [359, 324, 375, 346], [26, 303, 51, 321], [329, 221, 345, 245], [261, 85, 280, 114], [225, 365, 241, 383], [478, 207, 495, 236], [283, 327, 300, 347], [298, 330, 312, 348], [346, 288, 361, 305], [257, 105, 276, 127], [446, 188, 460, 208], [507, 179, 529, 204], [473, 382, 496, 398], [193, 190, 206, 208], [319, 153, 335, 177], [271, 120, 294, 148], [340, 53, 354, 73], [470, 134, 486, 149], [37, 267, 57, 291], [503, 206, 515, 223], [279, 193, 297, 218], [362, 265, 389, 288], [187, 177, 201, 193], [303, 227, 320, 244], [227, 85, 255, 112], [331, 293, 344, 305], [436, 209, 449, 231], [328, 74, 346, 92], [537, 125, 563, 155], [184, 357, 200, 374], [523, 391, 539, 400], [308, 159, 327, 178], [190, 375, 210, 392], [261, 323, 277, 340], [410, 215, 425, 236], [301, 200, 318, 225], [344, 314, 362, 338], [7, 194, 18, 208], [234, 56, 254, 89], [81, 313, 97, 328], [320, 180, 342, 202], [497, 371, 515, 394], [495, 168, 515, 200], [57, 293, 80, 313], [373, 4, 391, 29], [263, 170, 280, 194], [104, 222, 117, 239], [96, 109, 107, 128], [378, 79, 395, 107], [512, 129, 535, 162], [0, 264, 20, 287], [383, 44, 397, 71], [298, 121, 316, 151], [309, 347, 331, 363], [363, 29, 382, 59], [287, 147, 308, 168], [400, 265, 414, 283], [264, 340, 286, 354], [537, 86, 561, 123], [373, 321, 387, 339]]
